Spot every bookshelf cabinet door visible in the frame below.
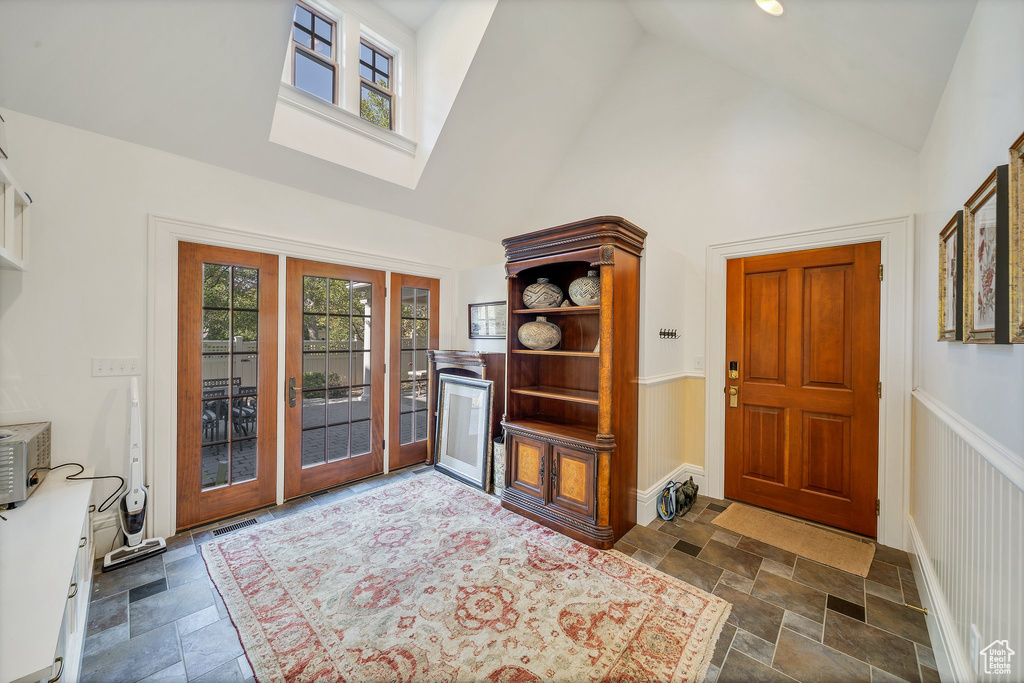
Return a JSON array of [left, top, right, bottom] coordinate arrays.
[[549, 445, 596, 522], [508, 434, 547, 502]]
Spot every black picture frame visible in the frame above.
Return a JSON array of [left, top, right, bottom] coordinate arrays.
[[433, 375, 494, 491], [468, 301, 507, 339]]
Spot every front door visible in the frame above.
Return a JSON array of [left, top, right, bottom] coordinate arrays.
[[176, 242, 278, 529], [284, 258, 386, 498], [724, 243, 881, 536]]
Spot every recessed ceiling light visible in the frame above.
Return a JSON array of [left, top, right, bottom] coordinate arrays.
[[756, 0, 784, 16]]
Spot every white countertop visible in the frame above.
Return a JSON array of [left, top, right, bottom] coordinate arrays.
[[0, 468, 93, 683]]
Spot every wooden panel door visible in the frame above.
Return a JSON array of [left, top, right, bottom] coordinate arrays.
[[549, 445, 596, 521], [508, 434, 547, 503], [388, 274, 439, 469], [177, 242, 278, 529], [285, 258, 386, 498], [725, 243, 881, 536]]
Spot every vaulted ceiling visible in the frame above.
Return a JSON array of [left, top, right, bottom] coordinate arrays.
[[0, 0, 976, 240]]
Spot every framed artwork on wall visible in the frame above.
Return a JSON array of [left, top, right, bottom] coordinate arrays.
[[1010, 131, 1024, 343], [468, 301, 507, 339], [938, 211, 963, 341], [434, 375, 494, 490], [963, 166, 1010, 344]]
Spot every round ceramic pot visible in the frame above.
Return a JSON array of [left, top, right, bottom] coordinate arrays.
[[522, 277, 563, 309], [568, 269, 601, 306], [518, 316, 561, 350]]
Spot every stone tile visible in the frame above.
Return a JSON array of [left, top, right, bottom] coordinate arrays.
[[900, 567, 923, 609], [827, 594, 866, 622], [674, 539, 704, 557], [177, 604, 220, 637], [751, 570, 827, 623], [865, 594, 930, 646], [699, 540, 763, 580], [791, 557, 865, 605], [631, 549, 665, 568], [646, 518, 665, 530], [268, 495, 318, 519], [83, 621, 129, 658], [237, 654, 254, 679], [718, 650, 795, 683], [772, 626, 870, 683], [80, 622, 180, 683], [211, 580, 229, 618], [706, 502, 730, 513], [86, 592, 128, 634], [823, 610, 921, 683], [312, 486, 356, 506], [181, 617, 244, 679], [873, 544, 912, 570], [705, 664, 721, 683], [613, 541, 638, 555], [736, 536, 798, 567], [91, 553, 166, 600], [921, 665, 941, 683], [660, 518, 715, 547], [718, 570, 754, 594], [867, 559, 902, 590], [714, 583, 785, 643], [164, 531, 194, 553], [871, 666, 913, 683], [193, 658, 245, 683], [696, 508, 720, 524], [620, 524, 677, 557], [711, 622, 736, 668], [166, 553, 208, 588], [760, 558, 795, 579], [130, 578, 215, 637], [865, 578, 904, 605], [129, 577, 168, 603], [161, 541, 197, 565], [137, 661, 188, 683], [916, 643, 936, 670], [782, 611, 824, 642], [656, 548, 723, 592], [731, 628, 775, 666], [712, 529, 741, 546], [682, 511, 700, 523]]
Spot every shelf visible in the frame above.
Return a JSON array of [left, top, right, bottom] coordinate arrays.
[[502, 417, 601, 447], [512, 305, 599, 315], [512, 349, 599, 358], [511, 385, 599, 405]]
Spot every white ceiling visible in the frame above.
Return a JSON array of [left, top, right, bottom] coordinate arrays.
[[626, 0, 977, 150], [372, 0, 444, 30]]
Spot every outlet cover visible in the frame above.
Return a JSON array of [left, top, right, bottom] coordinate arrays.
[[694, 355, 705, 371], [92, 357, 142, 377]]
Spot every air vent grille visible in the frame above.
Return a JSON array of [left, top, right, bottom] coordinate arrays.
[[212, 517, 259, 537]]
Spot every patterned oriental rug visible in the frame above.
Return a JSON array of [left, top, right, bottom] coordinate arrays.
[[203, 472, 731, 682]]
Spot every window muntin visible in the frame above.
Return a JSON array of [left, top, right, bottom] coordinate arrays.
[[292, 3, 336, 104], [398, 287, 430, 445], [359, 40, 393, 130]]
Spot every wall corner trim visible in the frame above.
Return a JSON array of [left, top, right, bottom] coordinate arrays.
[[637, 371, 704, 386], [636, 463, 705, 526]]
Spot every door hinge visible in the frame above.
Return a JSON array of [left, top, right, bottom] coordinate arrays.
[[877, 381, 882, 399], [879, 264, 884, 281], [383, 363, 387, 374], [876, 499, 880, 516], [382, 439, 386, 450]]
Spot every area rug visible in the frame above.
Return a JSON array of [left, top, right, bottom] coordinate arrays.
[[202, 472, 730, 682], [712, 503, 875, 577]]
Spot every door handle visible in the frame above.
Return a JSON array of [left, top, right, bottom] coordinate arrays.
[[288, 377, 302, 407], [728, 386, 738, 408]]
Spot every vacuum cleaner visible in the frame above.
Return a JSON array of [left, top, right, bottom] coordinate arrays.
[[102, 377, 166, 571]]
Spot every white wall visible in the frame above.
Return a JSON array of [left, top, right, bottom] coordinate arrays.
[[0, 111, 502, 518], [527, 35, 920, 378], [914, 0, 1024, 457], [455, 263, 506, 354]]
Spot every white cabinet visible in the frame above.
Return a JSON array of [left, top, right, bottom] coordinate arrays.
[[0, 470, 94, 683], [0, 158, 31, 271]]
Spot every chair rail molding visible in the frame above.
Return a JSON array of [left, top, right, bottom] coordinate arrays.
[[703, 215, 914, 549], [147, 214, 456, 540]]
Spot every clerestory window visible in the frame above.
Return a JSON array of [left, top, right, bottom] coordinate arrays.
[[359, 41, 393, 130], [292, 3, 337, 104]]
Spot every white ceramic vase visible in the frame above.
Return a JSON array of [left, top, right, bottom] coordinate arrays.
[[568, 269, 601, 306], [522, 277, 564, 309], [518, 316, 561, 350]]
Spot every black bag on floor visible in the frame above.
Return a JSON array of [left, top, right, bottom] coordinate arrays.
[[656, 476, 700, 521]]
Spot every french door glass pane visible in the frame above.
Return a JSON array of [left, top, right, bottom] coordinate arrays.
[[200, 262, 259, 490], [301, 276, 373, 467], [398, 286, 431, 446]]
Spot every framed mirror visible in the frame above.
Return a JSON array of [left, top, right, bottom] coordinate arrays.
[[434, 374, 494, 490]]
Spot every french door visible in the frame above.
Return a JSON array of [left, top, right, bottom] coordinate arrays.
[[284, 258, 386, 498], [176, 243, 278, 529], [388, 274, 439, 469]]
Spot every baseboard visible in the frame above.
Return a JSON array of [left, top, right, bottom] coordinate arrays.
[[636, 463, 705, 526], [92, 510, 120, 560], [907, 515, 974, 682]]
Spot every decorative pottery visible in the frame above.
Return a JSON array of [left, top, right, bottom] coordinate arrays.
[[568, 270, 601, 306], [518, 316, 561, 350], [522, 277, 563, 309], [492, 437, 506, 496]]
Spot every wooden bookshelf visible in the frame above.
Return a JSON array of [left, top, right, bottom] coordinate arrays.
[[500, 216, 646, 549]]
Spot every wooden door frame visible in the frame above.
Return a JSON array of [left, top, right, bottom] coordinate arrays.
[[147, 214, 456, 541], [705, 216, 914, 549]]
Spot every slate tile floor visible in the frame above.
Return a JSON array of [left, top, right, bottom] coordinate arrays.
[[83, 476, 936, 683], [614, 496, 938, 683]]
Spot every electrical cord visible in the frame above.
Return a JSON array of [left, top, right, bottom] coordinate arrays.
[[26, 462, 126, 514]]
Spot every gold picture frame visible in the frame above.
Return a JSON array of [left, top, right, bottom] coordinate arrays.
[[1010, 131, 1024, 343], [963, 167, 1009, 343], [938, 212, 963, 341]]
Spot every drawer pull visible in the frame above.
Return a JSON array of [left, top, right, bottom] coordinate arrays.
[[67, 583, 78, 600], [79, 536, 87, 548], [47, 657, 64, 682]]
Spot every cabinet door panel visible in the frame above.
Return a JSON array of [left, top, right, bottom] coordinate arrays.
[[509, 435, 546, 501], [550, 445, 596, 521]]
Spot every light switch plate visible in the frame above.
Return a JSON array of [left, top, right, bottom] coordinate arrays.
[[694, 355, 705, 371], [92, 357, 142, 377]]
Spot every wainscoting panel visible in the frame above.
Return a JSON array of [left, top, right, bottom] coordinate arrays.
[[911, 390, 1024, 682]]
